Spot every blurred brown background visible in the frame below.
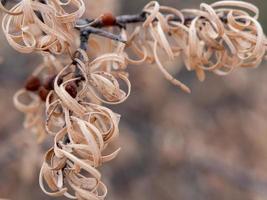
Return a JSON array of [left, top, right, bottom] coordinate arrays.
[[1, 0, 267, 199]]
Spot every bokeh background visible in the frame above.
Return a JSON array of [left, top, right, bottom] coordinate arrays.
[[1, 0, 267, 199]]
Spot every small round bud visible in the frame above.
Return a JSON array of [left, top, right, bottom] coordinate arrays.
[[101, 12, 116, 26], [65, 82, 77, 98], [39, 86, 49, 101], [25, 76, 41, 91], [44, 75, 63, 90]]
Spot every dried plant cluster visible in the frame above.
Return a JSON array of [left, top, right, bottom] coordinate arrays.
[[0, 0, 267, 199]]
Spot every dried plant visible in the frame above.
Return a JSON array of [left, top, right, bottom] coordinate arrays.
[[0, 0, 266, 199]]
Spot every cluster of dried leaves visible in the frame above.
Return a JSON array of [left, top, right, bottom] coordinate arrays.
[[0, 0, 266, 199], [127, 1, 267, 92]]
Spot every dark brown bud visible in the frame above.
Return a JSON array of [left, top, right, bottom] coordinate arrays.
[[25, 76, 41, 91], [44, 75, 63, 90], [65, 82, 77, 98], [101, 12, 116, 26], [39, 86, 49, 101]]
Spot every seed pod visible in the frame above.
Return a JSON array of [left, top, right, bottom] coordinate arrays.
[[25, 76, 41, 91], [65, 82, 77, 98], [39, 86, 49, 101], [44, 75, 63, 90], [101, 12, 116, 26]]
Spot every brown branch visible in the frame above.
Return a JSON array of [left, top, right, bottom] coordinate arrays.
[[76, 13, 231, 29], [76, 12, 236, 50], [81, 27, 126, 43]]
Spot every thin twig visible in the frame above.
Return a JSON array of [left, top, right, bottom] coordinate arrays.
[[75, 12, 236, 48], [81, 26, 126, 43], [76, 13, 231, 29], [80, 30, 90, 51]]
